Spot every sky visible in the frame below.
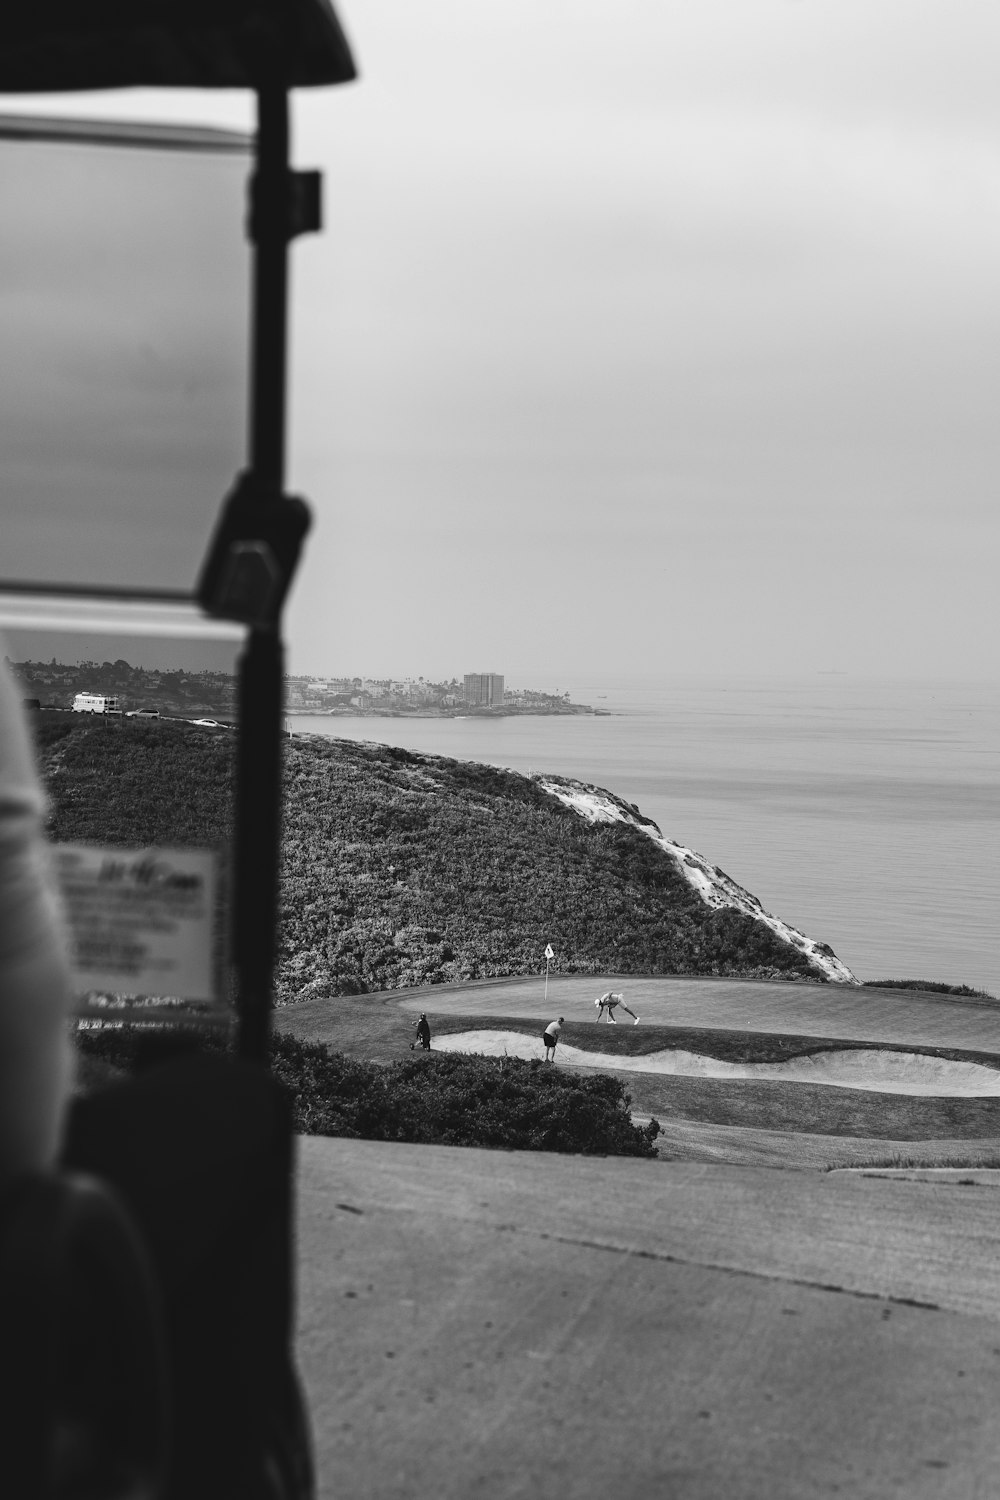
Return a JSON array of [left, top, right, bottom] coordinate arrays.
[[5, 1, 1000, 684]]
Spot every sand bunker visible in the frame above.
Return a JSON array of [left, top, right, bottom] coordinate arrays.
[[432, 1031, 1000, 1097]]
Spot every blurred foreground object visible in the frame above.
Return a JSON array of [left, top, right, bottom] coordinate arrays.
[[0, 1, 356, 92], [0, 0, 357, 1059], [0, 656, 73, 1179], [0, 4, 358, 1496]]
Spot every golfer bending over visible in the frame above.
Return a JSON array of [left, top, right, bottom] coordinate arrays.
[[542, 1017, 564, 1062], [595, 991, 640, 1025]]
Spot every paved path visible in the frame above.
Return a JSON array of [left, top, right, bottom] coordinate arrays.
[[296, 1137, 1000, 1499], [635, 1119, 1000, 1169], [395, 974, 1000, 1053]]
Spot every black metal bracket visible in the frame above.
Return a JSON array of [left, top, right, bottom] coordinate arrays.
[[248, 168, 322, 243], [195, 471, 311, 628]]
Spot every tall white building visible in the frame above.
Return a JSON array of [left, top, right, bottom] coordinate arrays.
[[463, 673, 504, 707]]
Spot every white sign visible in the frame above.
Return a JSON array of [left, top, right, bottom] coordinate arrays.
[[53, 844, 217, 1002]]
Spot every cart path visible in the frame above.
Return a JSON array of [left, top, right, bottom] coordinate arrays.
[[297, 1137, 1000, 1500], [630, 1119, 1000, 1169]]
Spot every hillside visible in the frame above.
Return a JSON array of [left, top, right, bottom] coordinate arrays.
[[12, 658, 235, 719], [30, 714, 852, 1002]]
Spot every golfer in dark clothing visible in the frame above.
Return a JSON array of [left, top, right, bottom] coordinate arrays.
[[411, 1014, 431, 1051], [542, 1018, 564, 1062]]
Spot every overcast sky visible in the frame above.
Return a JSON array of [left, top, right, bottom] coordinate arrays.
[[9, 1, 1000, 683]]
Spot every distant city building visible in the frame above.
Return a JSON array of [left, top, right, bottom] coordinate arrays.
[[463, 673, 504, 707]]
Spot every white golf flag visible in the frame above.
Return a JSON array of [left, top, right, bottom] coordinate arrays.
[[544, 944, 555, 960]]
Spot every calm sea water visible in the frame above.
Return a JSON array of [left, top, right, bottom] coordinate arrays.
[[288, 677, 1000, 996]]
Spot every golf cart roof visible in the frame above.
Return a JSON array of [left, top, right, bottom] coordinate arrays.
[[0, 0, 357, 92]]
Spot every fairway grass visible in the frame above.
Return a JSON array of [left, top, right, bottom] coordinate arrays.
[[274, 977, 1000, 1167]]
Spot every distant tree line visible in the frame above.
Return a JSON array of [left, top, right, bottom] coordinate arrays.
[[11, 657, 235, 718]]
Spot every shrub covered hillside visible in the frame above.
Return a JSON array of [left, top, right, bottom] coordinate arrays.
[[31, 715, 830, 1003], [277, 737, 827, 999], [33, 713, 233, 848]]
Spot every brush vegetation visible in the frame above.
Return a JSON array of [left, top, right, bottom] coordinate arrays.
[[32, 713, 825, 1005], [269, 1037, 661, 1155], [864, 979, 998, 1003], [73, 1028, 660, 1157]]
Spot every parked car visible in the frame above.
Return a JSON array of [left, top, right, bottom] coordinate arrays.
[[127, 708, 160, 719]]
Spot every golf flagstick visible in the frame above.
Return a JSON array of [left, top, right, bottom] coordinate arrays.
[[544, 943, 555, 1003]]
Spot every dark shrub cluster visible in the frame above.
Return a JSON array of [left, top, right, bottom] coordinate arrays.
[[73, 1029, 661, 1156], [74, 1025, 227, 1090], [865, 979, 998, 1002], [269, 1034, 661, 1156], [35, 716, 233, 849]]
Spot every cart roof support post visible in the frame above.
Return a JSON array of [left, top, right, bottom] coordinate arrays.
[[235, 81, 291, 1063], [202, 75, 331, 1060]]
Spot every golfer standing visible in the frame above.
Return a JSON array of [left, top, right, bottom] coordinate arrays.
[[542, 1017, 564, 1062]]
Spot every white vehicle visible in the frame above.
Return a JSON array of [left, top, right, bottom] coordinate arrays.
[[73, 693, 122, 714], [127, 708, 160, 719]]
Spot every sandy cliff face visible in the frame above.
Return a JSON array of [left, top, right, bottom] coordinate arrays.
[[536, 775, 858, 985]]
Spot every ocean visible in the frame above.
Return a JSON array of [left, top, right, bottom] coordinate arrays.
[[287, 676, 1000, 997]]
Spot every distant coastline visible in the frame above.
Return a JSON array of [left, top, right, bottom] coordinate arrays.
[[7, 658, 607, 721], [290, 702, 610, 721]]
